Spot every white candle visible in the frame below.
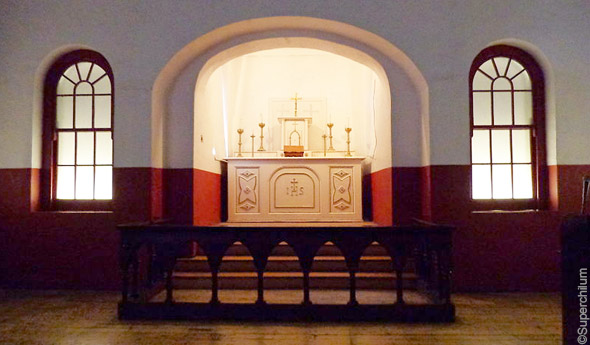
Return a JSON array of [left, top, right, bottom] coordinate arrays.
[[347, 117, 350, 128]]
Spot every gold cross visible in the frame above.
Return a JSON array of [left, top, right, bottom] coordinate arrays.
[[290, 93, 302, 116]]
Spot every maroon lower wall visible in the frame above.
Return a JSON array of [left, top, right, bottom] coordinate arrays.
[[1, 164, 587, 291]]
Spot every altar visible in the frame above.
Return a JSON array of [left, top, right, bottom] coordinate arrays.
[[225, 93, 365, 223], [227, 156, 364, 222]]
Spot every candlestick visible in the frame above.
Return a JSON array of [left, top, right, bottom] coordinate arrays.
[[345, 127, 352, 157], [327, 123, 335, 151], [250, 134, 255, 157], [237, 128, 244, 157], [322, 134, 328, 157], [257, 122, 266, 151]]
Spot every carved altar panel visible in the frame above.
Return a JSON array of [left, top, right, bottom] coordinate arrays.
[[330, 167, 354, 213], [270, 168, 320, 213], [235, 168, 259, 213], [227, 157, 364, 223]]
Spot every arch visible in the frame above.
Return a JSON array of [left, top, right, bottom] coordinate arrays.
[[487, 38, 556, 167], [40, 48, 114, 210], [152, 16, 430, 225], [153, 16, 428, 169], [470, 42, 550, 210]]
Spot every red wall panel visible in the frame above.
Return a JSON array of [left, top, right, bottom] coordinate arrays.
[[2, 165, 587, 291], [193, 169, 222, 225]]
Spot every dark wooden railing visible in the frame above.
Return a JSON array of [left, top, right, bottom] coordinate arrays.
[[118, 222, 455, 322]]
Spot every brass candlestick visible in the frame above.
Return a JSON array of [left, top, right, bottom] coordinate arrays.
[[257, 122, 265, 151], [322, 134, 327, 157], [250, 134, 255, 157], [345, 127, 352, 157], [327, 123, 335, 151], [237, 128, 244, 157]]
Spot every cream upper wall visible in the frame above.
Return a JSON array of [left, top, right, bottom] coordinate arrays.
[[0, 0, 589, 168]]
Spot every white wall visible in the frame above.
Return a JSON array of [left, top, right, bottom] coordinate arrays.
[[195, 48, 387, 174], [1, 1, 589, 169]]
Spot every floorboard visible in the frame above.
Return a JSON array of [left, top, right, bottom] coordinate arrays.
[[0, 289, 561, 344]]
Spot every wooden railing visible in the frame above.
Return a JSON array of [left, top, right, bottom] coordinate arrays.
[[118, 222, 455, 322]]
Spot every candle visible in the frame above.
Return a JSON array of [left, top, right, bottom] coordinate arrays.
[[329, 113, 332, 123], [347, 117, 350, 128], [260, 113, 263, 124]]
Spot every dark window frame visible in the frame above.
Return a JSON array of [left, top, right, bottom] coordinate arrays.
[[469, 45, 547, 211], [41, 50, 114, 211]]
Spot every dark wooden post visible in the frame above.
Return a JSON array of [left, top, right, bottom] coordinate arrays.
[[395, 247, 406, 305], [165, 268, 174, 304], [348, 269, 358, 306], [210, 269, 220, 304], [256, 269, 265, 305]]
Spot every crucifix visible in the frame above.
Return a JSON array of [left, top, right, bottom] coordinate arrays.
[[290, 93, 302, 117]]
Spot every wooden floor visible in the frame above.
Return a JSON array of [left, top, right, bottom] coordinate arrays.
[[0, 289, 561, 344]]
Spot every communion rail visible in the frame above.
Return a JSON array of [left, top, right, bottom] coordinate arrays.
[[118, 222, 455, 322]]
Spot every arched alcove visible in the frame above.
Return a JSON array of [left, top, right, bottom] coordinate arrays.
[[152, 16, 429, 225]]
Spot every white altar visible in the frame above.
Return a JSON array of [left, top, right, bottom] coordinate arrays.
[[226, 93, 364, 222], [227, 157, 364, 222]]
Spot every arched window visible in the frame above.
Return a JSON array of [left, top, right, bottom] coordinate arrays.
[[42, 50, 114, 210], [470, 45, 546, 210]]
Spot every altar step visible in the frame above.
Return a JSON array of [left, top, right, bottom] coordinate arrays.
[[173, 242, 417, 290]]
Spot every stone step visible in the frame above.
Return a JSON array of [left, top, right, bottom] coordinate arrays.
[[173, 271, 418, 290], [175, 255, 410, 272], [215, 242, 392, 257]]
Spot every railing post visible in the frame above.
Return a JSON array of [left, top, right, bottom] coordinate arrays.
[[131, 255, 139, 300], [437, 247, 452, 304], [210, 269, 220, 304], [348, 270, 358, 306], [395, 247, 406, 305], [256, 269, 265, 305], [302, 270, 311, 306], [165, 268, 174, 304]]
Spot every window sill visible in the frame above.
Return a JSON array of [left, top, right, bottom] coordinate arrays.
[[34, 210, 113, 214]]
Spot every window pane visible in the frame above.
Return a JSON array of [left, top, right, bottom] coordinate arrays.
[[77, 62, 92, 81], [95, 166, 112, 200], [76, 132, 94, 165], [63, 65, 79, 83], [493, 77, 511, 90], [96, 132, 112, 164], [472, 165, 492, 199], [473, 71, 491, 90], [75, 95, 92, 128], [514, 91, 533, 125], [93, 76, 111, 94], [56, 166, 75, 199], [76, 166, 94, 199], [473, 93, 492, 125], [57, 132, 75, 165], [512, 70, 531, 90], [493, 91, 512, 125], [472, 130, 490, 163], [512, 129, 531, 163], [513, 164, 533, 199], [88, 64, 106, 83], [494, 57, 510, 77], [76, 81, 92, 95], [492, 165, 512, 199], [56, 96, 73, 128], [95, 95, 111, 128], [506, 60, 525, 79], [479, 59, 497, 78], [491, 130, 511, 163], [57, 76, 74, 95]]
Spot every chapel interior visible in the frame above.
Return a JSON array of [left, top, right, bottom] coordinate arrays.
[[1, 1, 588, 343]]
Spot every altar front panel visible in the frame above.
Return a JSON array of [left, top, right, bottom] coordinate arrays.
[[227, 157, 364, 222]]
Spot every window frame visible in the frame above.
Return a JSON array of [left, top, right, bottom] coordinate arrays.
[[469, 45, 547, 211], [41, 50, 114, 211]]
